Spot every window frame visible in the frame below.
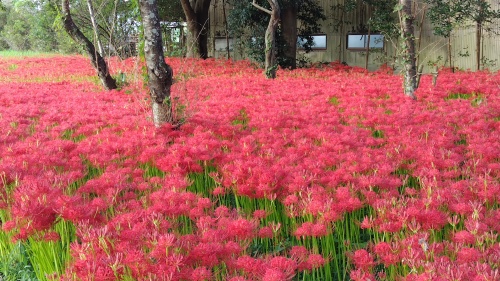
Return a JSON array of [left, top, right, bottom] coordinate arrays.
[[297, 34, 328, 51], [346, 33, 384, 51]]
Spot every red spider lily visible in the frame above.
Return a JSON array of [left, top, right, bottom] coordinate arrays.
[[2, 55, 500, 280]]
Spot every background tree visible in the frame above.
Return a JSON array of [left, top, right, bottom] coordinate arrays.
[[425, 0, 468, 70], [398, 0, 418, 99], [50, 0, 139, 57], [252, 0, 280, 78], [138, 0, 174, 126], [0, 1, 8, 50], [0, 2, 30, 50], [461, 0, 500, 70], [157, 0, 186, 57], [228, 0, 325, 69], [329, 0, 357, 62], [0, 0, 63, 51], [86, 0, 104, 55], [158, 0, 185, 21], [61, 0, 117, 90], [361, 0, 420, 99], [180, 0, 212, 58]]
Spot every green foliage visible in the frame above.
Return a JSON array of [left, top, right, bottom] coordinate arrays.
[[425, 0, 468, 38], [0, 2, 31, 50], [0, 0, 140, 56], [461, 0, 500, 26], [157, 0, 185, 21], [330, 0, 357, 32], [363, 0, 399, 39], [64, 0, 140, 58], [0, 242, 38, 281], [295, 0, 327, 51], [0, 0, 76, 53]]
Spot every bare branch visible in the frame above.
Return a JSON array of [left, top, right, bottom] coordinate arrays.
[[252, 0, 271, 15]]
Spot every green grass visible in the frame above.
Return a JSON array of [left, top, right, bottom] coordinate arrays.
[[0, 50, 59, 58]]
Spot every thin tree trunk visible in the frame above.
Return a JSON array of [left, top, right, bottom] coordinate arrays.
[[399, 0, 417, 100], [365, 26, 371, 70], [339, 8, 345, 62], [448, 35, 453, 71], [222, 0, 230, 59], [138, 0, 174, 126], [476, 22, 482, 70], [61, 0, 116, 90], [281, 2, 297, 69], [86, 0, 104, 55], [252, 0, 280, 79], [181, 0, 211, 59]]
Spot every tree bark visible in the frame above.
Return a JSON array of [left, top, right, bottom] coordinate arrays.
[[86, 0, 104, 55], [476, 21, 482, 70], [253, 0, 280, 79], [61, 0, 117, 90], [139, 0, 174, 126], [222, 0, 230, 59], [281, 2, 297, 69], [180, 0, 211, 59], [399, 0, 417, 100]]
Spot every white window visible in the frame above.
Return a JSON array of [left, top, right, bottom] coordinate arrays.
[[297, 34, 327, 50], [346, 34, 384, 51], [214, 37, 234, 51]]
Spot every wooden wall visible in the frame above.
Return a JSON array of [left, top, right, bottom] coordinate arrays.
[[208, 0, 500, 72]]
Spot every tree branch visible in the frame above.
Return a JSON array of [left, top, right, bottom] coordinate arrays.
[[180, 0, 196, 21], [252, 0, 271, 15]]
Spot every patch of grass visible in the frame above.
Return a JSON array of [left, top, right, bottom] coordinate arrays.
[[231, 109, 249, 130], [445, 92, 485, 107], [61, 129, 86, 142], [7, 64, 18, 71], [140, 162, 165, 179], [329, 96, 340, 106], [113, 72, 128, 89], [66, 159, 103, 195], [372, 129, 384, 138], [454, 134, 467, 145], [0, 75, 101, 84], [0, 241, 38, 281], [0, 50, 58, 58], [446, 92, 471, 100]]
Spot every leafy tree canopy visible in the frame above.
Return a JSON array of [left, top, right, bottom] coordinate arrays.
[[158, 0, 185, 22]]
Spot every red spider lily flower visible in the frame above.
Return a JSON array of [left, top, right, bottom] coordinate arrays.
[[253, 209, 267, 219], [190, 266, 213, 281], [349, 268, 375, 281], [452, 230, 476, 244], [456, 247, 481, 264], [351, 249, 375, 271], [258, 226, 274, 239], [373, 242, 399, 267], [307, 254, 325, 269]]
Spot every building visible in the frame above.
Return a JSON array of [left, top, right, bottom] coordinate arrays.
[[208, 0, 500, 72]]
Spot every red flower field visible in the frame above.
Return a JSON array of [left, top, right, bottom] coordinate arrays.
[[0, 55, 499, 281]]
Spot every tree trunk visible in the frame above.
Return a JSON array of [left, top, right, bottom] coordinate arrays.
[[399, 0, 417, 100], [61, 0, 117, 90], [181, 0, 211, 59], [281, 3, 297, 69], [448, 35, 452, 71], [139, 0, 174, 127], [86, 0, 104, 55], [222, 0, 230, 59], [253, 0, 280, 79], [476, 21, 482, 70], [266, 0, 280, 78]]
